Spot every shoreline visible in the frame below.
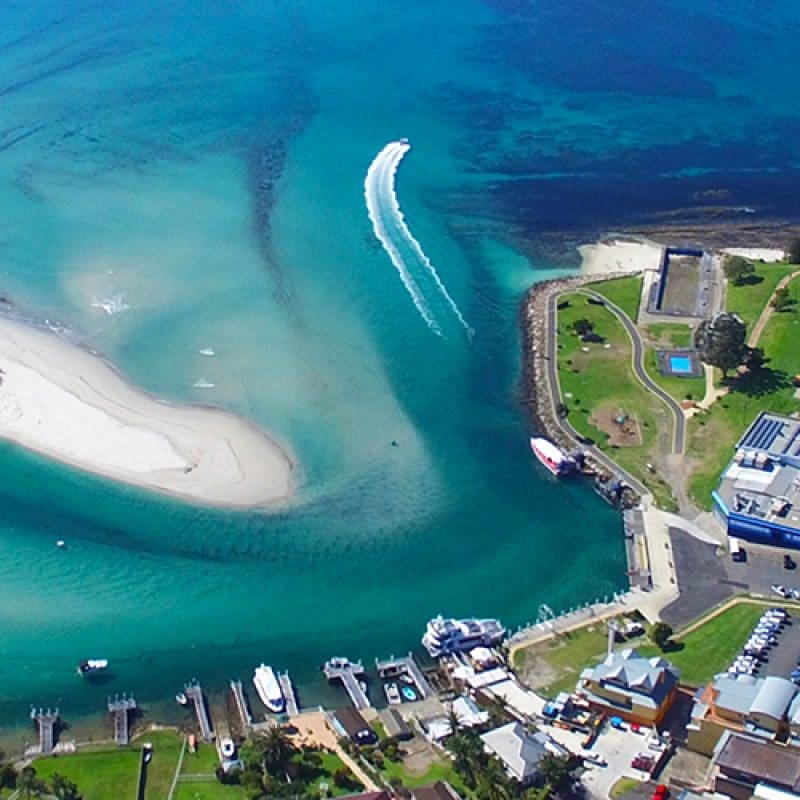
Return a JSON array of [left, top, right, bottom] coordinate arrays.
[[0, 315, 296, 508]]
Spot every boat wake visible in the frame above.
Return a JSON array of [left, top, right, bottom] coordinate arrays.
[[90, 294, 130, 316], [364, 140, 472, 338]]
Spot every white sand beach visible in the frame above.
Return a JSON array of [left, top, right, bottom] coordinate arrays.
[[0, 317, 295, 507], [579, 236, 663, 277], [721, 247, 786, 262]]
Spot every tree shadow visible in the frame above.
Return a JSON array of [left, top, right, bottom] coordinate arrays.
[[735, 274, 764, 286], [660, 640, 685, 654], [731, 364, 790, 397]]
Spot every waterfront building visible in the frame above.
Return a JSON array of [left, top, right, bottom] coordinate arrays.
[[687, 674, 798, 755], [709, 731, 800, 800], [713, 413, 800, 550], [576, 648, 679, 725], [378, 708, 412, 741], [479, 722, 554, 786], [331, 707, 377, 745]]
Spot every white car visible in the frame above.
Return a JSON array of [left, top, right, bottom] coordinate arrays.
[[581, 751, 608, 767]]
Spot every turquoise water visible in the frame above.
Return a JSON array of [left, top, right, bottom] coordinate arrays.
[[0, 0, 798, 739]]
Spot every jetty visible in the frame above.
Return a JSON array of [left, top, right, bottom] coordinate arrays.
[[375, 653, 432, 700], [278, 671, 299, 716], [108, 694, 137, 746], [185, 681, 214, 741], [30, 707, 59, 754], [230, 679, 252, 728], [323, 658, 370, 710]]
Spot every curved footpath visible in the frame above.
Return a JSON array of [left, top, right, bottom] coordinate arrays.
[[747, 268, 800, 347], [575, 287, 686, 455]]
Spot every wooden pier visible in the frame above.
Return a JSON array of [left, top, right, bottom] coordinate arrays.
[[107, 694, 137, 746], [375, 653, 432, 700], [185, 681, 214, 741], [323, 658, 370, 710], [30, 707, 59, 754], [230, 680, 252, 728], [278, 671, 299, 716]]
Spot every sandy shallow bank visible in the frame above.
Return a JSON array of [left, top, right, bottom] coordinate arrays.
[[0, 316, 295, 507]]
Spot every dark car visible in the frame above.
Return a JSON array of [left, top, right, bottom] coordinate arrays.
[[785, 555, 797, 570]]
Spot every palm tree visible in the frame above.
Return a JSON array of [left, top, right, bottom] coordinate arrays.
[[536, 754, 571, 792], [50, 773, 81, 800], [446, 703, 461, 737], [258, 724, 297, 777], [446, 732, 484, 787], [476, 757, 513, 800], [17, 766, 44, 800]]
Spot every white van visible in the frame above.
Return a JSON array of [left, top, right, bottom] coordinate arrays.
[[729, 537, 745, 562]]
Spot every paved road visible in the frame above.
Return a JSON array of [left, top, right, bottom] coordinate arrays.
[[574, 288, 686, 455], [543, 289, 648, 496]]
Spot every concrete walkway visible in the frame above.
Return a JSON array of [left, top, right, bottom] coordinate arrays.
[[747, 269, 800, 348]]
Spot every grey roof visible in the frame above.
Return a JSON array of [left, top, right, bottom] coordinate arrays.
[[751, 676, 797, 720], [579, 648, 679, 709], [379, 707, 411, 739], [713, 674, 763, 715], [480, 722, 548, 782], [739, 413, 800, 462], [789, 694, 800, 726]]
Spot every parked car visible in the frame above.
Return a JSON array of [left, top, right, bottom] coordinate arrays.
[[652, 784, 669, 800], [785, 555, 797, 570], [772, 584, 790, 598], [581, 751, 607, 767]]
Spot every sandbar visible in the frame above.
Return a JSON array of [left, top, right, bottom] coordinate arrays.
[[0, 316, 295, 508], [579, 236, 663, 277]]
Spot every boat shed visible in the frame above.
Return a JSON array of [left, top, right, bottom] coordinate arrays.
[[378, 707, 412, 741], [332, 707, 378, 745]]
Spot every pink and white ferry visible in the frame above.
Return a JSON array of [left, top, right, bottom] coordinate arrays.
[[530, 437, 578, 477]]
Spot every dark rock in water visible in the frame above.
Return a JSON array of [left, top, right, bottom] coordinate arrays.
[[391, 440, 398, 447]]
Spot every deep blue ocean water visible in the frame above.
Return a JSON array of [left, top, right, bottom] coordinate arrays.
[[0, 0, 798, 742]]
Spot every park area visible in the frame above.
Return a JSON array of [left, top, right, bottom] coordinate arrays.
[[556, 276, 677, 507], [688, 262, 800, 508]]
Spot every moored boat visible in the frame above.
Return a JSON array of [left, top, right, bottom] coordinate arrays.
[[77, 659, 108, 677], [253, 664, 285, 713], [422, 615, 506, 658], [529, 437, 578, 477]]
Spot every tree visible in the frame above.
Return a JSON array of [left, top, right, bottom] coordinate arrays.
[[648, 621, 673, 650], [17, 767, 45, 800], [723, 255, 755, 285], [50, 773, 81, 800], [446, 732, 485, 787], [572, 318, 594, 337], [694, 312, 747, 378], [787, 237, 800, 264], [258, 725, 296, 776], [536, 754, 572, 792], [771, 287, 795, 312], [476, 757, 514, 800], [0, 762, 17, 790]]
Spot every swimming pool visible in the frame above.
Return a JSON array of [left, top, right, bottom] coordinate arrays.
[[669, 354, 693, 374]]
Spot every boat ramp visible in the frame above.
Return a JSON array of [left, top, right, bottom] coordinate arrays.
[[375, 653, 433, 700], [185, 681, 214, 741], [323, 658, 370, 710], [278, 671, 299, 716]]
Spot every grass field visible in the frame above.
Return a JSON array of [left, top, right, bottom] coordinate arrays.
[[34, 730, 183, 800], [586, 275, 643, 321], [726, 261, 799, 330], [645, 322, 694, 348], [381, 756, 465, 793], [688, 274, 800, 508], [610, 777, 642, 798], [637, 601, 768, 686], [556, 292, 675, 507], [173, 781, 244, 800], [512, 622, 611, 699], [643, 348, 705, 404]]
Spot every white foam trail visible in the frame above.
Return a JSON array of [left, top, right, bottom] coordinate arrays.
[[90, 294, 130, 316], [365, 140, 472, 338], [365, 142, 441, 335]]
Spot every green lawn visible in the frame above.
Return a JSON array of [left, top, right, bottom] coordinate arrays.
[[556, 292, 675, 507], [382, 757, 466, 794], [512, 622, 611, 699], [638, 602, 767, 686], [643, 347, 705, 404], [725, 261, 798, 330], [586, 275, 643, 321], [644, 322, 694, 348], [610, 777, 642, 798], [173, 782, 245, 800], [34, 730, 183, 800]]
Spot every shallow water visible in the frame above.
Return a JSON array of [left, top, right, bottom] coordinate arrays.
[[0, 0, 798, 740]]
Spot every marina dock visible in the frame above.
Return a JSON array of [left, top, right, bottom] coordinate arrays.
[[375, 653, 432, 700], [30, 707, 59, 754], [278, 671, 299, 716], [108, 694, 137, 746], [230, 679, 252, 728], [185, 681, 214, 741], [323, 658, 371, 710]]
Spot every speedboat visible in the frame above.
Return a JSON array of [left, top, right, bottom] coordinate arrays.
[[221, 737, 236, 759], [384, 682, 402, 705], [253, 664, 285, 714], [176, 692, 188, 706], [77, 659, 108, 677]]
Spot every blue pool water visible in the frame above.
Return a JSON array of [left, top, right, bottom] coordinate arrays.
[[670, 355, 693, 374]]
